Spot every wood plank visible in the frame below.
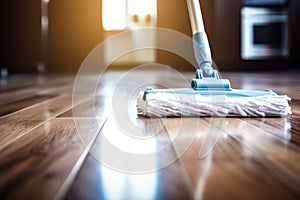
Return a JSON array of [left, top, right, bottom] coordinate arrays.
[[243, 117, 300, 145], [0, 75, 74, 106], [0, 75, 74, 93], [0, 94, 58, 117], [0, 118, 103, 200], [66, 155, 193, 200], [0, 95, 74, 151], [58, 96, 110, 118], [0, 76, 45, 93], [222, 118, 300, 192], [0, 84, 73, 106], [166, 118, 299, 199], [65, 117, 194, 199]]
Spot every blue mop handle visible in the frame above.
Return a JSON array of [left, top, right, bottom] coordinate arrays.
[[186, 0, 214, 77]]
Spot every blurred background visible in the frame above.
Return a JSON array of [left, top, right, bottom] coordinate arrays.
[[0, 0, 299, 75]]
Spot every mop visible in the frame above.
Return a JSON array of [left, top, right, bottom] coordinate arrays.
[[137, 0, 291, 117]]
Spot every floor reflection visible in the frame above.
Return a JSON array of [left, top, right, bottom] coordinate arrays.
[[100, 159, 158, 200], [96, 159, 193, 199], [98, 116, 159, 199]]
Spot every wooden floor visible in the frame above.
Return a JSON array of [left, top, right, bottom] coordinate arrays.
[[0, 70, 300, 200]]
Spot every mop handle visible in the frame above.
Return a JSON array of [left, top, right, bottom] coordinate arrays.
[[186, 0, 205, 34], [186, 0, 214, 77]]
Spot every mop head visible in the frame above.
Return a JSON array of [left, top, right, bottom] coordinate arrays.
[[137, 91, 292, 117]]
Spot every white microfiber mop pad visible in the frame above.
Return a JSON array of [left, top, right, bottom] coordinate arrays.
[[137, 92, 292, 117]]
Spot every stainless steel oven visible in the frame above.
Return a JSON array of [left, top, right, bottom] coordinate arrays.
[[241, 7, 289, 60]]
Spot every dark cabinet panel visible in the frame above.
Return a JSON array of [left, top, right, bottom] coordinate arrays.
[[212, 0, 299, 70], [290, 0, 300, 67], [0, 0, 41, 73], [213, 0, 242, 69]]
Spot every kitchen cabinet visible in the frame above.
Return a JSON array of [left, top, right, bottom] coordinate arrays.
[[290, 0, 300, 67], [212, 0, 300, 70]]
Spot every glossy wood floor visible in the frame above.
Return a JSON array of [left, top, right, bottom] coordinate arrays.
[[0, 70, 300, 200]]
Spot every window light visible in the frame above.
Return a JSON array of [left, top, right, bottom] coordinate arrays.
[[102, 0, 157, 31], [102, 0, 127, 31]]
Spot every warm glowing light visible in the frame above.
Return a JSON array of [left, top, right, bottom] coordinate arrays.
[[41, 16, 49, 30], [102, 0, 127, 30], [102, 0, 157, 30], [128, 0, 157, 16], [102, 0, 157, 63]]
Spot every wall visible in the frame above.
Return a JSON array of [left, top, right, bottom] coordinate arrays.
[[1, 0, 298, 74], [48, 0, 103, 73], [0, 0, 103, 74], [156, 0, 214, 71]]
